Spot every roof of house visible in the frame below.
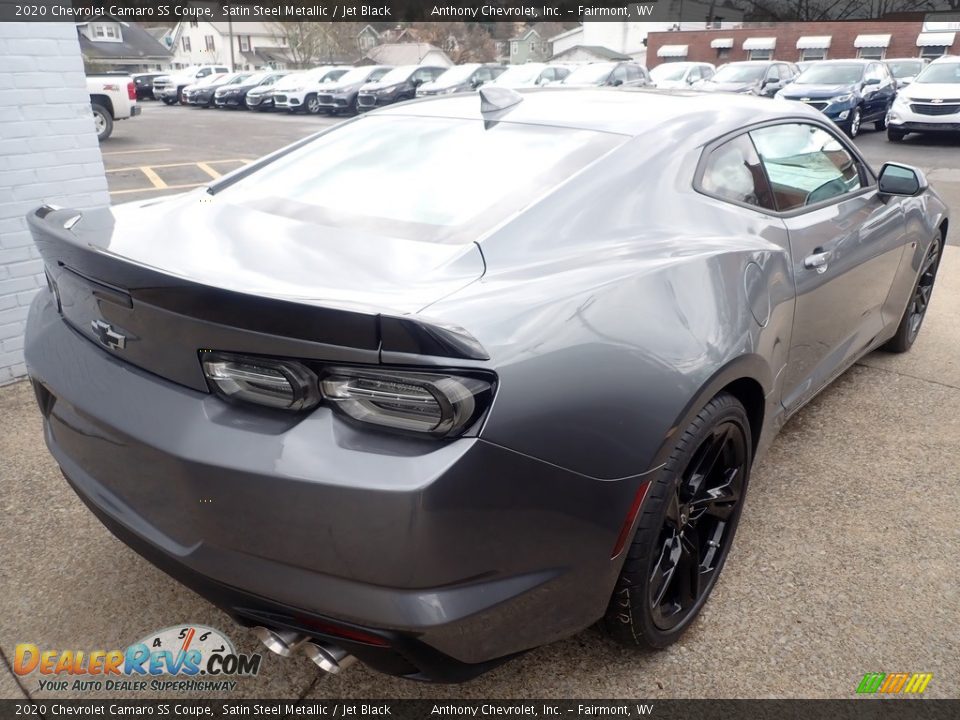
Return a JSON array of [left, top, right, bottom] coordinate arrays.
[[551, 45, 632, 61], [78, 22, 173, 61], [362, 43, 451, 66]]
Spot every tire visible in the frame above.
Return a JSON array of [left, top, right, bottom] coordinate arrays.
[[882, 233, 943, 353], [305, 94, 320, 114], [887, 128, 906, 142], [91, 103, 113, 141], [162, 98, 176, 106], [845, 107, 862, 138], [603, 392, 752, 649]]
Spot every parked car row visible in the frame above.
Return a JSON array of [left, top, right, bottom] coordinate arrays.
[[151, 55, 960, 144]]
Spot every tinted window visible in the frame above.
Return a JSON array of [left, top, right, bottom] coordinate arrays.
[[767, 65, 781, 82], [218, 116, 624, 243], [750, 124, 863, 211], [700, 134, 774, 210], [611, 65, 628, 84]]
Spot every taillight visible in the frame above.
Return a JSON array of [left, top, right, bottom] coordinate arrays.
[[127, 81, 136, 100], [200, 351, 494, 438]]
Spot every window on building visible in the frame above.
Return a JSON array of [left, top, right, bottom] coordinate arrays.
[[511, 41, 518, 55], [919, 45, 949, 60], [857, 47, 885, 60], [205, 35, 215, 51], [93, 24, 104, 38], [801, 48, 827, 61], [749, 49, 773, 60], [189, 20, 198, 28], [239, 35, 250, 52], [105, 25, 118, 39], [182, 36, 191, 52], [717, 47, 730, 59]]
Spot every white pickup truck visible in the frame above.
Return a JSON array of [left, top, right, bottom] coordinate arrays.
[[87, 75, 140, 141], [152, 65, 231, 105]]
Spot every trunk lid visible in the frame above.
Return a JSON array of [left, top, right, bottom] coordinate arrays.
[[28, 197, 485, 391]]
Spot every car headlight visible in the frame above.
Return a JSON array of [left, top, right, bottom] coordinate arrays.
[[830, 94, 853, 104], [287, 87, 302, 92], [201, 351, 495, 437], [893, 95, 910, 109]]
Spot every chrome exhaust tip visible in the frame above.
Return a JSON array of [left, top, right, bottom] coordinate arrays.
[[251, 626, 308, 657], [298, 640, 356, 674]]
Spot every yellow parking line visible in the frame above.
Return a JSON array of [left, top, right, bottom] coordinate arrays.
[[139, 166, 168, 189], [196, 162, 222, 180], [101, 147, 171, 156], [110, 182, 207, 196], [105, 159, 250, 173]]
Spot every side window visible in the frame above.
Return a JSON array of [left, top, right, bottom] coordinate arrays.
[[750, 123, 863, 211], [611, 65, 628, 85], [699, 134, 774, 210], [197, 68, 210, 78], [767, 65, 781, 82], [412, 68, 430, 82], [688, 66, 702, 82], [371, 68, 390, 81], [540, 68, 555, 83], [625, 64, 642, 81]]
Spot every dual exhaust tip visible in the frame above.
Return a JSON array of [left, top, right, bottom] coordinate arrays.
[[252, 626, 356, 675]]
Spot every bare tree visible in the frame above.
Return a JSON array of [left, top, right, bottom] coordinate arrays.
[[413, 23, 497, 63], [737, 0, 936, 20], [269, 22, 364, 67]]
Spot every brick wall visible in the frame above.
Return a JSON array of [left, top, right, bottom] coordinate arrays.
[[647, 22, 958, 68], [0, 22, 110, 385]]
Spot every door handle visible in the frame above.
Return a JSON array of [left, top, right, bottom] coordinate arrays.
[[803, 249, 832, 273]]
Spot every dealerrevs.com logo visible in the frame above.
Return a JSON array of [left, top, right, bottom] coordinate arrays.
[[14, 625, 262, 693]]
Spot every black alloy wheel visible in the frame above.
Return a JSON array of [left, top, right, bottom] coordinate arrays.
[[648, 418, 747, 631], [604, 393, 752, 648], [884, 234, 943, 353]]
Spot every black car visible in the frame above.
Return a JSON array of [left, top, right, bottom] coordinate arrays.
[[696, 61, 799, 97], [130, 73, 164, 101], [415, 64, 507, 97], [357, 65, 447, 110], [215, 71, 287, 109], [316, 66, 392, 115], [561, 61, 652, 88], [776, 59, 897, 138], [184, 73, 250, 108]]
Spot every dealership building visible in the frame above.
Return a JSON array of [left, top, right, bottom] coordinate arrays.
[[646, 21, 959, 68]]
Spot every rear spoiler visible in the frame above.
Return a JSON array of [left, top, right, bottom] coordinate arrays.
[[29, 206, 488, 364]]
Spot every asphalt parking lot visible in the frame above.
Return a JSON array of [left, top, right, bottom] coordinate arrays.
[[2, 99, 959, 701]]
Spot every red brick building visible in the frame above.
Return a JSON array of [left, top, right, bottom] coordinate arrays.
[[647, 22, 959, 68]]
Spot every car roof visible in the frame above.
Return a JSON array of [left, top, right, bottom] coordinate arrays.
[[811, 59, 872, 65], [374, 87, 824, 137]]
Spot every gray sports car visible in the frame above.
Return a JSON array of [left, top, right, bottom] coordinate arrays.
[[24, 87, 947, 682]]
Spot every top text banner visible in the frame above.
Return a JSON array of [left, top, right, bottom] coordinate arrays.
[[4, 1, 960, 23]]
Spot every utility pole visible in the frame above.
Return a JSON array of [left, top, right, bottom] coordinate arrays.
[[228, 20, 235, 71]]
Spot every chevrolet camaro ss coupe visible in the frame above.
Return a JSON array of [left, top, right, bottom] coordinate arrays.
[[25, 87, 947, 682]]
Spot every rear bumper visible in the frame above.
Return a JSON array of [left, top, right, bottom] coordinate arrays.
[[129, 105, 141, 117], [24, 294, 648, 679]]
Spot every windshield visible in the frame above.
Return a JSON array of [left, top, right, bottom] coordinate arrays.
[[218, 116, 624, 243], [276, 73, 306, 88], [375, 66, 416, 85], [915, 62, 960, 84], [245, 72, 271, 85], [651, 64, 689, 82], [337, 67, 375, 84], [194, 74, 222, 87], [564, 63, 615, 85], [712, 64, 766, 83], [493, 64, 544, 85], [222, 74, 251, 86], [434, 65, 479, 86], [887, 61, 923, 79], [795, 64, 864, 85]]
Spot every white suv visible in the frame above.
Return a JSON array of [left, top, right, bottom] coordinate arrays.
[[154, 65, 230, 105], [887, 56, 960, 141], [272, 67, 351, 114]]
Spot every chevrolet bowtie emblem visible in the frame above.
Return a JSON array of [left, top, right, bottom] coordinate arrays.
[[91, 320, 126, 350]]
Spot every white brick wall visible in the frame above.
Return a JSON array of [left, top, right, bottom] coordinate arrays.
[[0, 22, 110, 385]]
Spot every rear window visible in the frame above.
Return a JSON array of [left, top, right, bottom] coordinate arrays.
[[219, 115, 624, 243]]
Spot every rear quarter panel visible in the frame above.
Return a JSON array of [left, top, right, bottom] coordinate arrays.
[[425, 132, 796, 479]]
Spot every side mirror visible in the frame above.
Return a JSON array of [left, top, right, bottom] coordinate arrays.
[[610, 78, 623, 87], [878, 163, 927, 196]]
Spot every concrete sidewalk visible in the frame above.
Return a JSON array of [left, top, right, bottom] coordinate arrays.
[[1, 249, 957, 700]]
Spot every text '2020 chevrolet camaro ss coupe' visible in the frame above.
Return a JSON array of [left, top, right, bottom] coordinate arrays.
[[25, 87, 947, 682]]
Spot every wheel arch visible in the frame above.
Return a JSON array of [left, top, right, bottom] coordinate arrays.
[[649, 355, 772, 471], [89, 94, 114, 118]]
